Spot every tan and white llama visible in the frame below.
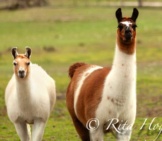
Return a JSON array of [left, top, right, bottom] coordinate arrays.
[[66, 8, 139, 141], [5, 47, 56, 141]]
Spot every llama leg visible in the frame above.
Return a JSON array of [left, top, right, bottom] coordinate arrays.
[[89, 125, 104, 141], [72, 116, 90, 141], [31, 118, 46, 141], [14, 122, 30, 141], [116, 129, 132, 141]]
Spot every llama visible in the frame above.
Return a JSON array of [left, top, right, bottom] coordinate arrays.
[[5, 47, 56, 141], [66, 8, 139, 141]]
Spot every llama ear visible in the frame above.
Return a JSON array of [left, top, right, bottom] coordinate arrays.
[[12, 47, 18, 59], [131, 8, 139, 22], [116, 8, 122, 23], [25, 47, 31, 58]]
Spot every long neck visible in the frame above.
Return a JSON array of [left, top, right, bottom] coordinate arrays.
[[15, 75, 31, 104], [108, 39, 137, 98], [112, 35, 136, 71], [113, 43, 136, 70]]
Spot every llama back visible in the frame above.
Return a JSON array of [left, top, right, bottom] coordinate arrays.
[[30, 63, 56, 110], [69, 62, 86, 78], [30, 63, 54, 84]]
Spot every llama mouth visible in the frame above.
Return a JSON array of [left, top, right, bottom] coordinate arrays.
[[19, 76, 25, 78], [18, 73, 25, 78], [125, 33, 132, 41]]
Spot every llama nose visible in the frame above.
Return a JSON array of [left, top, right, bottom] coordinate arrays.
[[125, 27, 132, 41], [19, 70, 24, 74], [18, 70, 25, 78]]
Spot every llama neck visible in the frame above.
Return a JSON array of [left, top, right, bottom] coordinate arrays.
[[15, 75, 31, 102], [112, 43, 136, 70], [107, 42, 136, 98]]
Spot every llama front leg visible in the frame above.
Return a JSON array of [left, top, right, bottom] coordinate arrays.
[[89, 125, 104, 141], [116, 129, 132, 141], [14, 122, 30, 141], [31, 118, 46, 141]]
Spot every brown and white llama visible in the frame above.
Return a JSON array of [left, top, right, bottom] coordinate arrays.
[[5, 47, 56, 141], [66, 8, 139, 141]]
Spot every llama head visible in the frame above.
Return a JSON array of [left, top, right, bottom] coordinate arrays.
[[116, 8, 139, 44], [12, 47, 31, 79]]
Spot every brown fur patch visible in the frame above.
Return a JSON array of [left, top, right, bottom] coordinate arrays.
[[16, 54, 28, 59], [117, 33, 136, 55], [76, 67, 111, 126]]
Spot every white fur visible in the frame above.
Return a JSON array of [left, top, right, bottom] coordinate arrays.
[[74, 66, 102, 117], [91, 44, 136, 141], [5, 63, 56, 141], [121, 21, 132, 26]]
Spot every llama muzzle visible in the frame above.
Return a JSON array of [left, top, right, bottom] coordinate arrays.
[[125, 27, 132, 41], [18, 68, 26, 78]]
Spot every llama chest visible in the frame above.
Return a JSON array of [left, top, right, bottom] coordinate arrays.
[[19, 91, 50, 112], [7, 89, 50, 122], [95, 66, 136, 123]]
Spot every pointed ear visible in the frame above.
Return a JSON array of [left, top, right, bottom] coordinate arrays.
[[25, 47, 31, 58], [12, 47, 18, 59], [131, 8, 139, 22], [116, 8, 122, 23]]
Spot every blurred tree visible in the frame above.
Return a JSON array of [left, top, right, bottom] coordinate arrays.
[[138, 0, 142, 7], [8, 0, 48, 9], [31, 0, 48, 6]]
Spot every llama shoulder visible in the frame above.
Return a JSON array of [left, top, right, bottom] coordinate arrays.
[[30, 63, 55, 84], [30, 64, 56, 101]]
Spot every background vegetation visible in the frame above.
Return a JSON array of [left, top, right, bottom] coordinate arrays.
[[0, 3, 162, 141]]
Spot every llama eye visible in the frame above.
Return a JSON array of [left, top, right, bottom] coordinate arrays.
[[118, 24, 123, 30], [13, 61, 17, 66], [26, 62, 30, 66], [132, 24, 137, 30]]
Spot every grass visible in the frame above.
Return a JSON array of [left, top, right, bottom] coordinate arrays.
[[0, 6, 162, 140]]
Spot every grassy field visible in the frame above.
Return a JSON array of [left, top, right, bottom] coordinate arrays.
[[0, 6, 162, 141]]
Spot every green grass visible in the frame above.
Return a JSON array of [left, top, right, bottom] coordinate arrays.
[[0, 6, 162, 140]]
